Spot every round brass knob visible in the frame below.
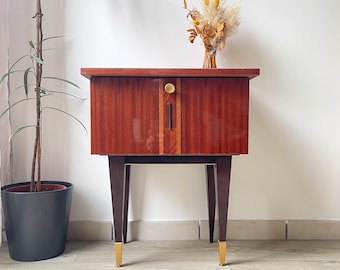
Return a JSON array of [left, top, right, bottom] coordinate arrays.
[[164, 83, 175, 94]]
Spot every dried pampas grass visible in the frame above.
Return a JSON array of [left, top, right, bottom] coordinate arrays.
[[184, 0, 240, 53]]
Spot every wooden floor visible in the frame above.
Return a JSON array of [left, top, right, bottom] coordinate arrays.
[[1, 240, 340, 269]]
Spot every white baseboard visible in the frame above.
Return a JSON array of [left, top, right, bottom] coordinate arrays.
[[200, 220, 287, 241], [287, 220, 340, 240], [67, 221, 112, 241], [66, 220, 340, 241], [127, 220, 199, 241]]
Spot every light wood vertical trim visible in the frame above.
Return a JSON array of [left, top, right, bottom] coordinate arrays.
[[159, 78, 165, 154], [176, 78, 181, 154]]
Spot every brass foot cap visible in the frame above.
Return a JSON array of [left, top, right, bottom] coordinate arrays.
[[218, 241, 227, 266], [115, 242, 123, 267]]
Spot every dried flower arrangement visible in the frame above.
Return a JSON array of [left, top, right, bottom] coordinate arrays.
[[183, 0, 240, 68]]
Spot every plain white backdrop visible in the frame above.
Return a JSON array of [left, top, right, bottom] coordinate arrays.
[[6, 0, 340, 225]]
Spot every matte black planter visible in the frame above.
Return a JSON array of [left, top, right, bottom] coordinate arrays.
[[1, 181, 73, 261]]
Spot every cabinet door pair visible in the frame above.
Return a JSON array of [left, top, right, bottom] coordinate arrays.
[[90, 76, 249, 155]]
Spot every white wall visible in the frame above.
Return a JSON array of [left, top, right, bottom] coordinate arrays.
[[7, 0, 340, 224]]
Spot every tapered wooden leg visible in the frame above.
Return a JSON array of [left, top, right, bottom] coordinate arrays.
[[108, 156, 125, 267], [206, 165, 216, 243], [216, 156, 232, 266], [123, 165, 131, 243]]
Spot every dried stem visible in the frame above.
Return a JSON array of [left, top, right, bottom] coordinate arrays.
[[30, 0, 43, 192]]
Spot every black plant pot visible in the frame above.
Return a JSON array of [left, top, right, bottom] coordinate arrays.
[[1, 181, 73, 261]]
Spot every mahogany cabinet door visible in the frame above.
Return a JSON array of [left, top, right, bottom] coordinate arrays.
[[181, 77, 249, 155], [90, 77, 159, 155]]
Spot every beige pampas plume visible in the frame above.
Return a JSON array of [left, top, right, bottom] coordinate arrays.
[[185, 0, 240, 51]]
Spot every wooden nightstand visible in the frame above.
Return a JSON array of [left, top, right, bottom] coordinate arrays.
[[81, 68, 259, 266]]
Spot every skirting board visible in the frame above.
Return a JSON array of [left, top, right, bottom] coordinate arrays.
[[287, 220, 340, 240], [66, 220, 340, 241], [200, 220, 287, 241], [67, 221, 112, 241], [127, 220, 199, 241]]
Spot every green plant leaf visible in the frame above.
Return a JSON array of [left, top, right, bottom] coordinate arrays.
[[10, 125, 36, 141], [43, 106, 88, 134], [42, 76, 80, 88], [41, 88, 87, 100], [38, 87, 47, 95], [43, 35, 64, 42], [24, 67, 31, 97], [0, 55, 30, 85], [29, 40, 35, 49], [0, 98, 35, 119], [32, 56, 44, 65], [8, 55, 29, 72], [0, 71, 11, 85], [30, 36, 64, 49]]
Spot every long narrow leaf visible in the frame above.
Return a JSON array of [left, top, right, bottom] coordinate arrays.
[[10, 83, 35, 97], [24, 67, 31, 97], [43, 35, 64, 42], [29, 36, 64, 49], [1, 55, 31, 84], [0, 71, 12, 85], [42, 76, 80, 88], [41, 89, 87, 100], [42, 48, 55, 53], [8, 55, 30, 72], [0, 98, 35, 119], [10, 125, 36, 141], [43, 106, 88, 134], [1, 69, 28, 85]]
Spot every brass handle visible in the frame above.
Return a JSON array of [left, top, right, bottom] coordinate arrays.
[[164, 83, 175, 94]]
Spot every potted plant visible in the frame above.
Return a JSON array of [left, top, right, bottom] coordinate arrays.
[[0, 0, 85, 261]]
